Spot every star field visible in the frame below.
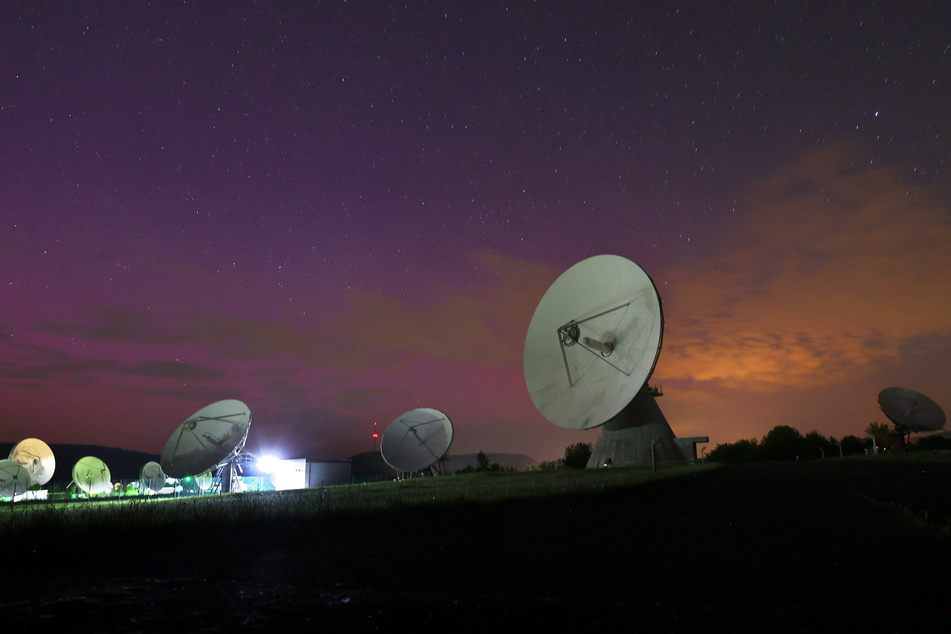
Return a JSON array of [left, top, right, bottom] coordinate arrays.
[[1, 2, 949, 461]]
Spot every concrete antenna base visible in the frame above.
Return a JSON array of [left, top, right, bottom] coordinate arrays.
[[587, 388, 707, 468]]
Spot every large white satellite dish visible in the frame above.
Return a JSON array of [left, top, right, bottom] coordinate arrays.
[[0, 460, 32, 499], [380, 408, 453, 474], [524, 255, 707, 468], [161, 399, 251, 479], [8, 438, 56, 486], [139, 461, 167, 493], [72, 456, 112, 496], [524, 254, 663, 430], [878, 387, 946, 433]]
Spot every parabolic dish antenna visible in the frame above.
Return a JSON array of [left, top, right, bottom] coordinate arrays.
[[380, 408, 453, 473], [878, 387, 947, 432], [524, 254, 663, 430], [72, 456, 112, 495], [9, 438, 56, 486], [161, 399, 251, 479], [196, 472, 215, 491], [0, 460, 32, 499], [139, 461, 166, 493]]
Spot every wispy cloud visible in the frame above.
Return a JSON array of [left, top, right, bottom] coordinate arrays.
[[325, 250, 558, 369], [36, 305, 191, 345], [659, 142, 951, 391], [123, 360, 227, 382], [0, 249, 562, 455]]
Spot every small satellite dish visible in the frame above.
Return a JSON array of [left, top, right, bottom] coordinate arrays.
[[0, 459, 32, 499], [161, 399, 251, 479], [196, 472, 215, 491], [72, 456, 112, 496], [878, 387, 947, 433], [380, 408, 453, 473], [524, 254, 663, 430], [8, 438, 56, 486], [139, 461, 166, 493]]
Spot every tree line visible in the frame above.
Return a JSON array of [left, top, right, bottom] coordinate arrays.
[[707, 422, 951, 464], [475, 422, 951, 472], [535, 442, 593, 470]]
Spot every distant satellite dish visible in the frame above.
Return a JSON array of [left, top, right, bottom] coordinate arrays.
[[72, 456, 112, 495], [139, 461, 166, 493], [161, 399, 251, 479], [878, 387, 946, 433], [380, 408, 453, 473], [8, 438, 56, 486], [196, 472, 216, 491], [0, 460, 32, 499], [524, 254, 663, 430]]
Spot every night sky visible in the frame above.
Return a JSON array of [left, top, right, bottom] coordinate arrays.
[[2, 2, 949, 463]]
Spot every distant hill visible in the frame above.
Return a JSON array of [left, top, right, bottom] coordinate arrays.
[[349, 451, 537, 477], [444, 453, 538, 472], [0, 443, 160, 483]]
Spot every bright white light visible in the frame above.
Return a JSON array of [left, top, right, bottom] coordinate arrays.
[[255, 455, 305, 490], [278, 460, 306, 490], [257, 455, 281, 474]]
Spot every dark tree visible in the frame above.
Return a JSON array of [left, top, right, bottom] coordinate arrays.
[[476, 450, 490, 472], [707, 438, 760, 463], [802, 430, 835, 459], [837, 435, 866, 456], [865, 421, 899, 452], [759, 425, 805, 461], [563, 442, 592, 469], [915, 434, 951, 451]]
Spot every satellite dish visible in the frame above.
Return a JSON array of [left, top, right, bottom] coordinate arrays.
[[524, 254, 708, 468], [161, 399, 251, 479], [380, 408, 453, 473], [194, 472, 215, 491], [524, 254, 664, 430], [878, 387, 946, 433], [8, 438, 56, 486], [139, 461, 166, 493], [72, 456, 112, 495], [0, 459, 32, 499]]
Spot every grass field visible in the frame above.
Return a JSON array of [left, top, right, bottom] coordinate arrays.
[[4, 455, 951, 631], [1, 462, 711, 534]]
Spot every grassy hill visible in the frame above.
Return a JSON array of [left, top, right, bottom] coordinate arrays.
[[3, 455, 951, 631]]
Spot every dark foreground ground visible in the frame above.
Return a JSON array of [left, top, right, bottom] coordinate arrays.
[[5, 459, 951, 632]]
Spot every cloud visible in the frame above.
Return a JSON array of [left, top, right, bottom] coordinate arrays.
[[124, 360, 227, 382], [0, 340, 117, 386], [658, 141, 951, 390], [325, 250, 559, 369], [14, 249, 558, 384], [114, 384, 245, 406], [36, 305, 191, 345], [165, 250, 558, 376], [185, 317, 332, 363], [0, 330, 226, 389], [1, 250, 559, 449], [331, 386, 403, 411]]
